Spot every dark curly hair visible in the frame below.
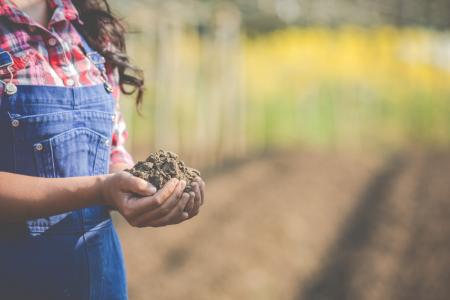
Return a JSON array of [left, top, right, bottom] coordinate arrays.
[[72, 0, 144, 105]]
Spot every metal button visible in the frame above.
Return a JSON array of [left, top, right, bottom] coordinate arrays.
[[104, 139, 110, 146], [104, 82, 113, 93], [34, 143, 44, 151], [5, 82, 17, 95], [65, 79, 75, 87], [11, 119, 20, 128], [48, 38, 57, 46], [111, 114, 116, 122]]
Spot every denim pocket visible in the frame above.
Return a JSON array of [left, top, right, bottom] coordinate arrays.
[[33, 127, 110, 178]]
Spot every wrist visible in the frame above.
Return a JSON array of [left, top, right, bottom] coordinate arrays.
[[95, 174, 113, 206]]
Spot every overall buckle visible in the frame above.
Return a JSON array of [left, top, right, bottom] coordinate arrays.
[[0, 51, 17, 95], [0, 51, 14, 68]]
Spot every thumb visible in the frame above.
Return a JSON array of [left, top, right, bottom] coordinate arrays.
[[123, 173, 157, 196]]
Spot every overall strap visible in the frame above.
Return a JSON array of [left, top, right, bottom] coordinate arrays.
[[79, 37, 107, 74], [75, 26, 113, 93], [74, 22, 108, 74]]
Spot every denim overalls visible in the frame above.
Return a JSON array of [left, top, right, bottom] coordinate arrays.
[[0, 37, 127, 299]]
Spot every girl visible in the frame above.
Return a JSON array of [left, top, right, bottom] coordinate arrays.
[[0, 0, 205, 299]]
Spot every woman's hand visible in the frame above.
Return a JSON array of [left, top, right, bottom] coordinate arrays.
[[184, 177, 206, 219], [100, 172, 191, 228]]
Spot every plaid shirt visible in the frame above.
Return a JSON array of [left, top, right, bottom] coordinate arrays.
[[0, 0, 133, 167]]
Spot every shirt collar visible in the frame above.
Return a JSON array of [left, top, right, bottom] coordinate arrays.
[[0, 0, 82, 27], [48, 0, 82, 27]]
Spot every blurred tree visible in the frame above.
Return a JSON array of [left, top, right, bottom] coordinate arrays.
[[113, 0, 450, 33], [202, 0, 450, 31]]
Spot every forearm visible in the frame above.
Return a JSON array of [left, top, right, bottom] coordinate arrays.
[[0, 172, 106, 222]]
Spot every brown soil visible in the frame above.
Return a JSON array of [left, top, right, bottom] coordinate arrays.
[[116, 150, 450, 300], [126, 150, 201, 193]]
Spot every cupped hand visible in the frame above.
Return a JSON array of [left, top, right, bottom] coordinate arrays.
[[100, 172, 191, 228], [184, 177, 206, 219]]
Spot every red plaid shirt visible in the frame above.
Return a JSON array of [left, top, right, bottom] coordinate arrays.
[[0, 0, 134, 167]]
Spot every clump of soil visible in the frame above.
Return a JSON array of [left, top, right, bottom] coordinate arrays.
[[126, 149, 201, 193]]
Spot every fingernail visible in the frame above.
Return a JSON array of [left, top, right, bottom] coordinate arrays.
[[148, 186, 157, 193]]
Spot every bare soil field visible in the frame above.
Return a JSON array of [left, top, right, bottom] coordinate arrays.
[[116, 150, 450, 300]]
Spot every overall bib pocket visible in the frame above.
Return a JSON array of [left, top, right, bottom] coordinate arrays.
[[7, 107, 114, 177], [33, 127, 110, 178]]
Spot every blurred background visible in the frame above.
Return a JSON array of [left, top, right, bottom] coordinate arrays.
[[110, 0, 450, 299]]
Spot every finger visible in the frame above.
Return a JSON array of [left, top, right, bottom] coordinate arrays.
[[124, 173, 157, 196], [156, 180, 186, 213], [167, 193, 191, 224], [185, 197, 195, 215], [192, 182, 201, 213], [128, 178, 179, 212], [173, 212, 190, 225], [148, 193, 190, 227], [200, 180, 205, 205], [195, 177, 205, 206], [186, 192, 195, 215], [186, 191, 198, 220], [132, 180, 186, 225], [192, 182, 201, 205], [189, 190, 200, 219]]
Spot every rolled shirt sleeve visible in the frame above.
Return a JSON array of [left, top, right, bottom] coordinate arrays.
[[108, 67, 134, 168], [110, 108, 134, 167]]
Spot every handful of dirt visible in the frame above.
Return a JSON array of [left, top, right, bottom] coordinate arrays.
[[126, 149, 201, 193]]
